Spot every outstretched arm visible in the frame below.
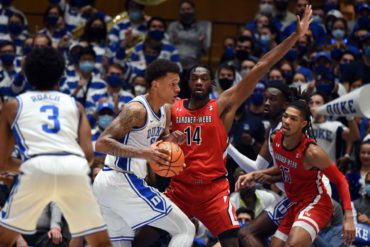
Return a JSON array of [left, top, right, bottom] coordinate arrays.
[[96, 102, 170, 166], [217, 5, 312, 130]]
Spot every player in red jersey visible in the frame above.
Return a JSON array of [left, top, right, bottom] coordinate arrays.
[[163, 6, 313, 247], [236, 96, 356, 247]]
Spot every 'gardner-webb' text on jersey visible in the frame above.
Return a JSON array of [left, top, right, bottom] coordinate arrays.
[[272, 130, 329, 202], [12, 91, 84, 160], [171, 99, 228, 182], [104, 95, 166, 179]]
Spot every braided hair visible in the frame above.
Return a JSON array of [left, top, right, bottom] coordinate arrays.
[[288, 88, 316, 140]]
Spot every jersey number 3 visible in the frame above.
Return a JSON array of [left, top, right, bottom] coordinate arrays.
[[40, 105, 61, 134], [184, 126, 202, 145]]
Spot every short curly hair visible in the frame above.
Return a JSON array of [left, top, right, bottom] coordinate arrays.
[[25, 47, 65, 90], [145, 59, 180, 87]]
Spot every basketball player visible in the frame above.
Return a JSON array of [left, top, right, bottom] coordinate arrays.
[[0, 47, 112, 247], [165, 5, 313, 247], [236, 97, 356, 247], [92, 59, 195, 247]]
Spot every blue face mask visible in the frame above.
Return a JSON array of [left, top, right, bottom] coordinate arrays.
[[260, 35, 271, 46], [106, 74, 123, 88], [0, 53, 15, 66], [149, 30, 164, 41], [332, 29, 345, 40], [357, 16, 369, 29], [269, 79, 284, 84], [98, 115, 113, 129], [339, 63, 350, 74], [224, 47, 235, 59], [128, 11, 143, 22], [238, 219, 249, 228], [316, 82, 333, 95], [23, 45, 32, 55], [284, 49, 298, 62], [73, 0, 89, 7], [47, 15, 59, 27], [79, 61, 95, 73], [8, 23, 22, 35], [145, 54, 157, 65], [365, 47, 370, 58]]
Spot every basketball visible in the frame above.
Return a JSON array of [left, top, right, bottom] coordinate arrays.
[[149, 141, 185, 177]]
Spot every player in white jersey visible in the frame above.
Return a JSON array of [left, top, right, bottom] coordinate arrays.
[[0, 47, 112, 246], [93, 59, 195, 247], [309, 92, 360, 165]]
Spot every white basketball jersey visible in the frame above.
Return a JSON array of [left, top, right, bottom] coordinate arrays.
[[12, 91, 85, 160], [105, 95, 166, 178]]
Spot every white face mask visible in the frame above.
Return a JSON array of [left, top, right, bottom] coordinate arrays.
[[134, 85, 147, 96], [290, 81, 307, 90], [260, 3, 273, 15]]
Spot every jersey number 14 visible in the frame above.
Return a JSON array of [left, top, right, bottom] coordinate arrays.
[[184, 126, 202, 145]]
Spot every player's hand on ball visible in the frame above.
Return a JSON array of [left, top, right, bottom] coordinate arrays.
[[235, 173, 256, 192], [146, 141, 170, 166], [166, 130, 185, 144]]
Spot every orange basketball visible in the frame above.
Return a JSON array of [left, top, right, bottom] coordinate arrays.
[[149, 141, 185, 177]]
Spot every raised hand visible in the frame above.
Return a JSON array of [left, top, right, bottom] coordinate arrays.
[[296, 5, 312, 38]]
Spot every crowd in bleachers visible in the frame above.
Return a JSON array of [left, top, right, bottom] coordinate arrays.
[[0, 0, 370, 246]]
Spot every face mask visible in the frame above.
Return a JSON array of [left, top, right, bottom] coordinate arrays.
[[79, 61, 95, 73], [240, 68, 250, 78], [236, 50, 249, 61], [218, 78, 233, 90], [332, 29, 345, 40], [148, 30, 164, 41], [282, 71, 293, 84], [339, 63, 350, 74], [0, 53, 15, 66], [8, 23, 22, 35], [251, 92, 264, 106], [314, 64, 331, 77], [128, 11, 144, 22], [47, 15, 59, 27], [106, 74, 123, 88], [23, 45, 32, 55], [316, 82, 333, 95], [238, 219, 249, 228], [275, 1, 288, 12], [145, 54, 157, 65], [134, 85, 147, 96], [312, 15, 322, 24], [365, 47, 370, 58], [89, 27, 106, 40], [98, 115, 113, 129], [365, 184, 370, 196], [180, 12, 195, 24], [260, 3, 273, 15], [224, 47, 235, 59], [357, 16, 370, 29], [269, 79, 284, 84], [260, 35, 271, 46], [290, 80, 306, 90], [0, 0, 12, 6]]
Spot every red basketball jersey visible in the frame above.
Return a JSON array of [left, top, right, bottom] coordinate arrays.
[[171, 99, 228, 182], [272, 130, 327, 202]]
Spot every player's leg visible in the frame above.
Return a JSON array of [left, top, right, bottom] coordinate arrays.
[[0, 227, 20, 246], [84, 230, 114, 247], [238, 211, 276, 247], [132, 226, 164, 247], [284, 226, 313, 247], [270, 236, 286, 247], [148, 203, 195, 247]]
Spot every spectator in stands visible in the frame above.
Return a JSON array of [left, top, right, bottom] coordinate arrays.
[[279, 60, 294, 85], [60, 46, 106, 107], [356, 140, 370, 195], [256, 24, 279, 53], [108, 0, 147, 55], [130, 17, 181, 75], [354, 171, 370, 226], [167, 0, 211, 70], [230, 35, 256, 70], [239, 58, 256, 78], [218, 36, 236, 65], [236, 207, 255, 228], [85, 63, 133, 126], [0, 40, 21, 100], [274, 0, 296, 30], [2, 12, 28, 55], [214, 64, 237, 98], [80, 16, 109, 74], [267, 67, 284, 84], [0, 0, 28, 40], [38, 4, 67, 48], [131, 75, 147, 97], [64, 0, 110, 34]]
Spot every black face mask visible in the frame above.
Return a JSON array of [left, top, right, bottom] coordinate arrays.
[[236, 50, 249, 61], [88, 27, 106, 41], [180, 12, 195, 24], [275, 1, 288, 12], [219, 78, 233, 90]]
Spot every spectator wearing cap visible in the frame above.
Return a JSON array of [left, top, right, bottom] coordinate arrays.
[[85, 63, 134, 127], [0, 0, 28, 42], [282, 0, 326, 46], [60, 46, 106, 107], [91, 101, 115, 158]]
